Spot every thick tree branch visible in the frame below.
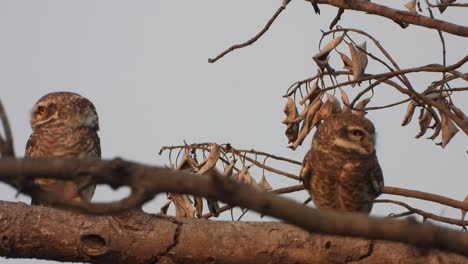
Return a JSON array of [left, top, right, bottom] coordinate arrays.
[[1, 158, 468, 256], [2, 201, 467, 263], [310, 0, 468, 37]]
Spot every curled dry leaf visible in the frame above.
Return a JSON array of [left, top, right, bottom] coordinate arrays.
[[352, 98, 371, 116], [340, 88, 350, 113], [427, 119, 442, 140], [448, 103, 468, 121], [198, 144, 220, 174], [290, 98, 323, 150], [401, 101, 417, 126], [416, 110, 433, 138], [311, 94, 342, 127], [237, 166, 262, 190], [170, 193, 196, 218], [299, 82, 320, 105], [339, 52, 353, 71], [438, 0, 456, 13], [438, 112, 459, 148], [283, 97, 300, 144], [313, 35, 344, 60], [349, 42, 368, 86], [404, 0, 417, 14], [194, 196, 204, 218], [259, 175, 273, 191]]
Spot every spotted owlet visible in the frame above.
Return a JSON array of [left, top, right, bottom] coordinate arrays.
[[25, 92, 101, 205], [300, 113, 384, 213]]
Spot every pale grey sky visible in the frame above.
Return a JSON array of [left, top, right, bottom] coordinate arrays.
[[0, 1, 466, 263]]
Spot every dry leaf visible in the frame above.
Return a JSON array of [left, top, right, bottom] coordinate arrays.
[[405, 0, 417, 14], [438, 0, 456, 13], [401, 101, 417, 126], [198, 144, 220, 174], [438, 112, 459, 147], [290, 98, 323, 150], [194, 196, 204, 218], [311, 94, 342, 128], [299, 82, 320, 105], [237, 166, 261, 190], [313, 35, 344, 60], [223, 159, 236, 177], [160, 200, 172, 215], [427, 120, 442, 140], [340, 88, 350, 113], [313, 57, 330, 72], [449, 103, 468, 121], [259, 175, 273, 191], [349, 42, 368, 86], [339, 52, 353, 71], [415, 110, 433, 138], [352, 98, 371, 116], [207, 199, 221, 217], [170, 193, 196, 218], [283, 97, 300, 143]]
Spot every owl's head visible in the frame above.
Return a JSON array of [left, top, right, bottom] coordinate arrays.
[[316, 113, 376, 155], [30, 92, 99, 131]]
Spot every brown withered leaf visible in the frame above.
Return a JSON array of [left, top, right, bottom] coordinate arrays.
[[415, 110, 433, 138], [160, 199, 172, 215], [352, 98, 371, 116], [401, 101, 417, 126], [290, 98, 323, 150], [313, 57, 330, 72], [340, 88, 350, 113], [259, 175, 273, 191], [170, 193, 196, 218], [207, 199, 221, 217], [339, 52, 353, 71], [237, 166, 261, 190], [198, 144, 220, 174], [438, 0, 456, 13], [194, 196, 204, 218], [223, 159, 236, 177], [449, 103, 468, 121], [311, 94, 342, 128], [313, 35, 344, 60], [349, 42, 368, 87], [438, 112, 459, 148], [283, 97, 300, 143], [299, 82, 320, 105], [404, 0, 417, 14]]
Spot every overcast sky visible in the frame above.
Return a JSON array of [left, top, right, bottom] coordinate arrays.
[[0, 1, 466, 263]]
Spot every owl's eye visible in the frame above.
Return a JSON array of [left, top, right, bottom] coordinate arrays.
[[349, 129, 363, 137], [37, 106, 47, 116]]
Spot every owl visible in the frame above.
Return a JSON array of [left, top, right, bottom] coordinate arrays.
[[25, 92, 101, 206], [300, 113, 384, 213]]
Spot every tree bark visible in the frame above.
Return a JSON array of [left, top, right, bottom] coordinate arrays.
[[1, 201, 466, 264]]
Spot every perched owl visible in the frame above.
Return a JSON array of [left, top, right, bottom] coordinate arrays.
[[300, 113, 384, 213], [25, 92, 101, 205]]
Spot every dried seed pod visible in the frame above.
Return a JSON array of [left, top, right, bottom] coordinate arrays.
[[438, 112, 459, 148], [313, 35, 344, 60], [401, 101, 417, 126], [415, 110, 433, 138], [259, 175, 273, 191], [427, 119, 442, 140], [299, 82, 320, 105], [339, 52, 353, 71], [352, 98, 371, 116], [283, 97, 300, 143], [405, 0, 417, 14], [340, 88, 351, 113]]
